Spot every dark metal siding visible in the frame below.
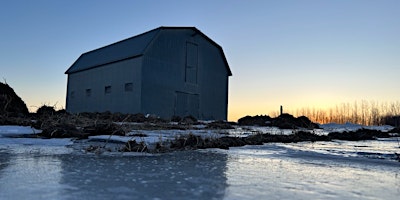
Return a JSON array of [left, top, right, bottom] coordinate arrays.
[[141, 29, 229, 120], [66, 58, 142, 113]]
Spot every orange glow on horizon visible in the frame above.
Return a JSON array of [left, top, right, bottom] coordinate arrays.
[[228, 100, 400, 125]]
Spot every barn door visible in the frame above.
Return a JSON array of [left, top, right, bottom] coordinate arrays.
[[175, 92, 199, 118], [185, 42, 198, 84]]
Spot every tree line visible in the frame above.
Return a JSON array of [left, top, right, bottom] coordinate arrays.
[[274, 100, 400, 126]]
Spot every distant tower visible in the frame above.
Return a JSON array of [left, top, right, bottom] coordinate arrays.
[[280, 105, 283, 115]]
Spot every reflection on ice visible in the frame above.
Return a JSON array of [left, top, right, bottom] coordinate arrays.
[[279, 138, 400, 161], [223, 144, 400, 199], [0, 154, 63, 199], [58, 152, 228, 199], [1, 123, 400, 199], [0, 149, 228, 200], [1, 143, 400, 199]]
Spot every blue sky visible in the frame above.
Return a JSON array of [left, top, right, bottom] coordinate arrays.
[[1, 0, 399, 120]]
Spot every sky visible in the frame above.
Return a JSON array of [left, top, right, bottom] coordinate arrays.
[[1, 0, 399, 121]]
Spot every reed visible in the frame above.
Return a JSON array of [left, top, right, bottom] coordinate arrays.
[[276, 100, 400, 126]]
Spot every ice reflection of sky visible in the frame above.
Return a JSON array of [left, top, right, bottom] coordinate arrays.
[[0, 148, 229, 200], [1, 126, 229, 199], [279, 138, 400, 161], [0, 154, 63, 199], [57, 152, 228, 199], [1, 137, 400, 199], [222, 144, 400, 200]]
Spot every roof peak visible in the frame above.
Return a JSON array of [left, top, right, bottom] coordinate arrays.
[[158, 26, 197, 29], [81, 27, 199, 56]]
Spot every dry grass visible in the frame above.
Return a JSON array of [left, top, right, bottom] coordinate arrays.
[[277, 100, 400, 126]]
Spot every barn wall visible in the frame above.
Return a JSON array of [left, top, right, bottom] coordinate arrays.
[[140, 29, 196, 118], [197, 36, 229, 120], [66, 58, 142, 113], [141, 29, 229, 120]]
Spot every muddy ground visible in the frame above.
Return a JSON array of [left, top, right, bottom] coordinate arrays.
[[2, 110, 398, 154]]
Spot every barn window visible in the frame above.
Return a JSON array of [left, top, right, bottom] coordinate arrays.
[[185, 42, 198, 84], [105, 86, 112, 94], [124, 83, 133, 92], [86, 89, 92, 97]]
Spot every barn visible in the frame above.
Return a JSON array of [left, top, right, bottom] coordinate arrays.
[[65, 26, 232, 120]]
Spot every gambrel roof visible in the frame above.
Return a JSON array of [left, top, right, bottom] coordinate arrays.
[[65, 26, 232, 76]]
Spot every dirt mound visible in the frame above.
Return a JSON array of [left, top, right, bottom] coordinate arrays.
[[32, 113, 129, 139], [273, 114, 319, 129], [36, 105, 56, 116], [238, 115, 271, 126], [0, 82, 29, 116], [382, 115, 400, 127], [238, 114, 319, 129], [206, 120, 234, 129], [328, 129, 391, 141]]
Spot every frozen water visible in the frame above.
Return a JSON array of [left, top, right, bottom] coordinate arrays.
[[222, 144, 400, 199], [0, 148, 228, 200], [320, 122, 394, 133], [1, 125, 400, 199], [1, 142, 399, 200], [0, 125, 41, 136]]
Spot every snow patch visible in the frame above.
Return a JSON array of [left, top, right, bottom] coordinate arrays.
[[0, 126, 41, 136]]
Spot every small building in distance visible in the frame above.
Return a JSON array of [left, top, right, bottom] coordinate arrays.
[[65, 26, 232, 120]]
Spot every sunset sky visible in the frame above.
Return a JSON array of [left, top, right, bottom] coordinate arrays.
[[1, 0, 399, 121]]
